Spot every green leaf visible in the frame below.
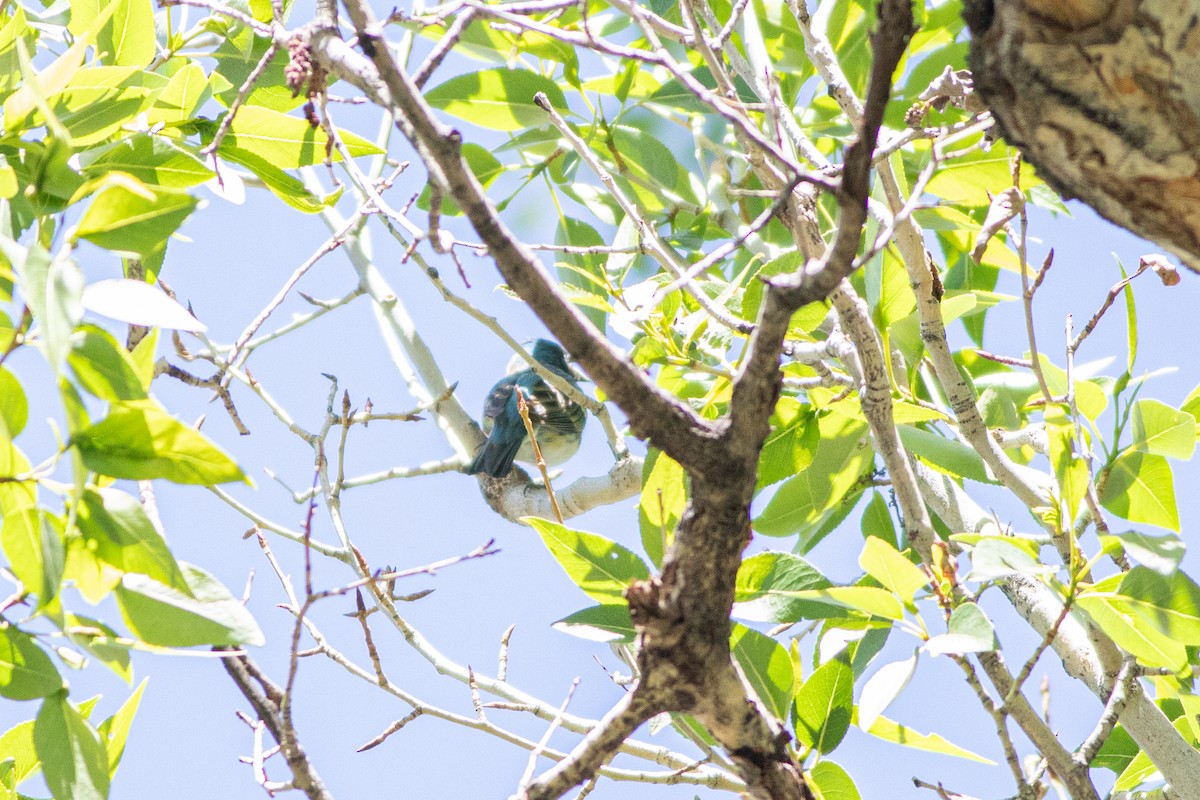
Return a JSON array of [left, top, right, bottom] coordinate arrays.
[[864, 715, 996, 763], [1076, 589, 1188, 672], [730, 624, 794, 720], [1046, 413, 1089, 529], [426, 68, 569, 131], [81, 135, 214, 189], [1091, 722, 1138, 773], [1036, 357, 1109, 423], [1099, 530, 1185, 576], [808, 760, 860, 800], [754, 412, 871, 539], [8, 238, 84, 374], [858, 538, 927, 606], [219, 105, 383, 167], [67, 326, 147, 402], [553, 217, 607, 330], [925, 602, 998, 655], [69, 0, 154, 67], [76, 488, 188, 591], [925, 147, 1039, 208], [62, 614, 132, 683], [0, 719, 38, 786], [645, 66, 758, 113], [417, 143, 502, 216], [897, 425, 995, 484], [37, 67, 166, 147], [859, 490, 896, 547], [638, 450, 686, 568], [116, 562, 264, 647], [34, 694, 109, 800], [211, 36, 301, 112], [72, 399, 248, 485], [1181, 382, 1200, 422], [1131, 398, 1195, 460], [857, 651, 917, 731], [1, 506, 64, 610], [217, 144, 334, 213], [63, 533, 119, 604], [779, 587, 905, 621], [793, 653, 853, 754], [1101, 452, 1179, 531], [0, 625, 63, 700], [526, 518, 650, 604], [147, 62, 211, 125], [733, 552, 835, 623], [0, 367, 28, 436], [551, 605, 635, 644], [73, 174, 197, 258], [603, 124, 681, 194], [867, 249, 915, 328], [758, 398, 816, 489], [97, 679, 145, 775], [0, 436, 36, 515], [0, 9, 36, 103], [1117, 568, 1200, 643]]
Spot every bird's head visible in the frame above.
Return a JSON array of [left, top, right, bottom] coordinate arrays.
[[530, 338, 570, 373]]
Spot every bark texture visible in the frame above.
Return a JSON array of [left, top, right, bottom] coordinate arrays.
[[965, 0, 1200, 270]]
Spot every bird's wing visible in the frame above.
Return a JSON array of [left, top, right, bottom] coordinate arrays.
[[517, 373, 585, 435]]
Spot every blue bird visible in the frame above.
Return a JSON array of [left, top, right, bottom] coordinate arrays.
[[464, 339, 586, 478]]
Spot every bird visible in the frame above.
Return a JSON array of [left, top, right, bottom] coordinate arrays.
[[464, 339, 586, 478]]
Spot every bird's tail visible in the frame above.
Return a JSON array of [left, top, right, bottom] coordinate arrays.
[[464, 438, 522, 478]]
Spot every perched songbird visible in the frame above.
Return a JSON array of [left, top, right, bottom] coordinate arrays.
[[464, 339, 586, 478]]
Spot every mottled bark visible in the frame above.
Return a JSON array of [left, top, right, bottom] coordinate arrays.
[[965, 0, 1200, 270]]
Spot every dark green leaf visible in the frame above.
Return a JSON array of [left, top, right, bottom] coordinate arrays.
[[793, 653, 853, 754], [733, 552, 836, 623], [551, 605, 635, 644]]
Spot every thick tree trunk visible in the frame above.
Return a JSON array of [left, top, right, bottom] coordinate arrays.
[[964, 0, 1200, 271]]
